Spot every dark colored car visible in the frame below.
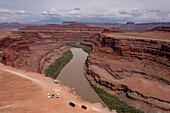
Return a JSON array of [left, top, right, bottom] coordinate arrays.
[[69, 102, 75, 107], [52, 94, 54, 98], [81, 105, 87, 109]]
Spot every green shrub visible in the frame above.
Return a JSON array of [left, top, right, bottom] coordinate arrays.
[[66, 42, 91, 54], [44, 50, 73, 79], [91, 84, 143, 113]]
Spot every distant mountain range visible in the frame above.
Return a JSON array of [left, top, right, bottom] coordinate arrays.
[[0, 22, 46, 30], [1, 21, 170, 32], [85, 22, 170, 32]]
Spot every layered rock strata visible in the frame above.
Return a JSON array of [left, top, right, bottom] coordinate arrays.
[[0, 29, 98, 72], [20, 22, 103, 32], [85, 33, 170, 113], [146, 27, 170, 32]]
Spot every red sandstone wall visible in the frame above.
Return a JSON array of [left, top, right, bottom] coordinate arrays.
[[84, 33, 170, 113]]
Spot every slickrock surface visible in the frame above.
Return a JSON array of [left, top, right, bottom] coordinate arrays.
[[0, 64, 115, 113], [84, 32, 170, 113]]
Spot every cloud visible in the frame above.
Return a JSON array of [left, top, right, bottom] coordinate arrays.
[[149, 9, 161, 13], [0, 8, 31, 22], [40, 8, 170, 23], [41, 8, 82, 18], [41, 8, 61, 17], [0, 17, 7, 20], [74, 8, 81, 11], [0, 9, 12, 14], [1, 0, 170, 23], [16, 10, 29, 14], [0, 9, 29, 15], [118, 11, 128, 15]]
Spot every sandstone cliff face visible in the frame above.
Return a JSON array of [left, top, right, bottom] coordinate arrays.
[[85, 33, 170, 113], [0, 31, 65, 73], [0, 29, 98, 73], [38, 31, 96, 41]]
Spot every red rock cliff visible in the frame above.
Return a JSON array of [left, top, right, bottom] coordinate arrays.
[[84, 33, 170, 113]]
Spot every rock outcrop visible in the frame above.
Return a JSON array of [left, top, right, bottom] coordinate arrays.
[[84, 32, 170, 113], [102, 28, 124, 33], [0, 31, 67, 73], [146, 27, 170, 32]]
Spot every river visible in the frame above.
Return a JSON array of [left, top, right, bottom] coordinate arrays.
[[57, 48, 106, 107]]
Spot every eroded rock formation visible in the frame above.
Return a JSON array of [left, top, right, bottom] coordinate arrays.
[[146, 27, 170, 32], [0, 31, 62, 72], [84, 32, 170, 113], [0, 28, 99, 73]]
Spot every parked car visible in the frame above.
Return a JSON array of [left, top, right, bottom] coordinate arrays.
[[69, 102, 75, 107], [57, 92, 60, 98], [47, 94, 50, 99], [52, 94, 54, 98], [81, 105, 87, 109], [54, 80, 58, 84]]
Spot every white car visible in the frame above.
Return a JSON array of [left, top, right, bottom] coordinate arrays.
[[48, 94, 50, 99], [54, 80, 58, 84], [57, 92, 60, 98]]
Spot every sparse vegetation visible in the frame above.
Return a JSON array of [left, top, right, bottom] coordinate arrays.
[[66, 42, 92, 54], [91, 84, 143, 113], [44, 50, 73, 79]]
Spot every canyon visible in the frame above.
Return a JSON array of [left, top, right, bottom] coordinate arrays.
[[0, 23, 170, 113], [84, 30, 170, 113], [0, 23, 116, 113]]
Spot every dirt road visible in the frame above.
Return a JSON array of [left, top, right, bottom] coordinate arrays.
[[0, 64, 116, 113]]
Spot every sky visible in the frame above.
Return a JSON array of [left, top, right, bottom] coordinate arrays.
[[0, 0, 170, 23]]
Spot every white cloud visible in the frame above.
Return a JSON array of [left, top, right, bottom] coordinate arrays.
[[41, 8, 167, 22], [42, 8, 61, 17], [0, 9, 29, 15], [0, 8, 30, 22], [41, 8, 168, 22], [1, 0, 170, 23], [0, 9, 12, 14], [17, 10, 28, 14]]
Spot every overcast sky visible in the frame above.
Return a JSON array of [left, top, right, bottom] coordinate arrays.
[[0, 0, 170, 23]]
